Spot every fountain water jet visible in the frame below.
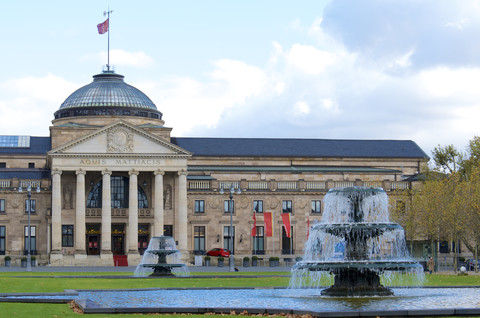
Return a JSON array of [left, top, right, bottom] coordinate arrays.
[[134, 236, 189, 277], [291, 187, 424, 296]]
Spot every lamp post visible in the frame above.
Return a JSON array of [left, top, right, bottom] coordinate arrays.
[[18, 183, 40, 272], [220, 184, 241, 272]]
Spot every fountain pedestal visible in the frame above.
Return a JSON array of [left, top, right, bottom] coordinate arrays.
[[134, 236, 189, 277], [323, 268, 392, 296]]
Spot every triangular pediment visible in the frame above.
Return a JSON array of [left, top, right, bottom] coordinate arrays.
[[48, 120, 191, 157]]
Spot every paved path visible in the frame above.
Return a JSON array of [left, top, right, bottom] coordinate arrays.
[[0, 265, 293, 273]]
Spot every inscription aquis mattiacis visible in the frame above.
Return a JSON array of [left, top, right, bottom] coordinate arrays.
[[79, 158, 163, 166]]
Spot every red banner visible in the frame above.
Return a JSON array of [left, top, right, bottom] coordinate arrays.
[[264, 212, 273, 237], [97, 18, 109, 34], [251, 212, 257, 236], [281, 213, 291, 238]]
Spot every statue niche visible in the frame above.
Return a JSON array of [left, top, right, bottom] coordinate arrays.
[[164, 184, 172, 209]]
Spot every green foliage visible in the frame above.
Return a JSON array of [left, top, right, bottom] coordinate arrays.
[[252, 256, 258, 260], [4, 256, 10, 261], [431, 144, 461, 173], [204, 256, 211, 260], [243, 256, 250, 261], [269, 257, 279, 261]]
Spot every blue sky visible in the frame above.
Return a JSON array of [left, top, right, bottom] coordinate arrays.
[[1, 0, 480, 157]]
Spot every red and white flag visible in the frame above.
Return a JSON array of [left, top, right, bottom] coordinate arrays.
[[97, 18, 109, 34], [251, 211, 257, 236], [281, 213, 291, 238], [264, 212, 273, 237]]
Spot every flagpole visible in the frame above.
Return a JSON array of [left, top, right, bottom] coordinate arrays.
[[107, 9, 110, 70], [272, 211, 275, 258], [104, 8, 113, 71]]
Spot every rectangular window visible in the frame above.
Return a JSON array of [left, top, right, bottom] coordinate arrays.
[[281, 226, 294, 254], [62, 225, 74, 247], [253, 226, 264, 254], [253, 200, 263, 213], [311, 200, 322, 214], [223, 226, 235, 253], [195, 200, 205, 213], [0, 226, 5, 255], [0, 199, 5, 213], [164, 225, 173, 237], [0, 163, 5, 168], [282, 200, 292, 213], [194, 226, 206, 252], [24, 226, 36, 255], [224, 200, 235, 213], [25, 199, 36, 213], [28, 162, 35, 168]]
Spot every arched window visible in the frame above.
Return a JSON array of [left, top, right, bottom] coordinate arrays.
[[87, 176, 149, 209]]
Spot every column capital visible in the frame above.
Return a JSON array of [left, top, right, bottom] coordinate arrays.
[[76, 169, 87, 176], [129, 170, 139, 176], [102, 169, 112, 176], [178, 170, 188, 177], [52, 169, 62, 176], [154, 170, 165, 176]]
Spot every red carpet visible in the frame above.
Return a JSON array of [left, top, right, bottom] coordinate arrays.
[[113, 255, 128, 266]]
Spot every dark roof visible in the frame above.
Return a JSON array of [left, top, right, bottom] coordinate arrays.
[[171, 137, 429, 159], [187, 165, 401, 173], [0, 137, 51, 155], [0, 169, 51, 179]]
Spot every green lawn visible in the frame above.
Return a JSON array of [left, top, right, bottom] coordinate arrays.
[[0, 271, 478, 317]]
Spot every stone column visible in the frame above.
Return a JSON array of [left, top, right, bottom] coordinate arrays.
[[176, 170, 188, 254], [128, 170, 139, 254], [154, 171, 164, 236], [75, 170, 87, 257], [51, 170, 62, 254], [101, 170, 112, 256]]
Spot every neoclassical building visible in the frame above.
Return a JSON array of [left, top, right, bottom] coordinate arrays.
[[0, 70, 429, 266]]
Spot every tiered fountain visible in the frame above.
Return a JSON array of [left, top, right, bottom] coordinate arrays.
[[134, 236, 189, 277], [291, 187, 424, 296]]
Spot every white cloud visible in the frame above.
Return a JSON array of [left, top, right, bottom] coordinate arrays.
[[294, 101, 310, 115], [286, 44, 335, 75], [0, 74, 78, 135]]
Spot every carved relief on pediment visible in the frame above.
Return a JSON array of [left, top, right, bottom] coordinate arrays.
[[107, 127, 133, 153]]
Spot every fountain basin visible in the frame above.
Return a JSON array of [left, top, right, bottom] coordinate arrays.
[[294, 260, 423, 272], [71, 287, 480, 315]]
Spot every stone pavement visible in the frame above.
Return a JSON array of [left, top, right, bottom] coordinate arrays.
[[0, 265, 293, 273]]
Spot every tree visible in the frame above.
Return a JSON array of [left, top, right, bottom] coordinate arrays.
[[431, 144, 461, 174]]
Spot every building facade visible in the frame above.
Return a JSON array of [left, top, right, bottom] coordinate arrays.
[[0, 70, 430, 266]]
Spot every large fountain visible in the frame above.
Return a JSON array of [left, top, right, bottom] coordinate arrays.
[[291, 186, 424, 296], [134, 236, 189, 277]]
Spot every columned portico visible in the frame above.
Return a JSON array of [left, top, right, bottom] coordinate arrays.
[[47, 120, 191, 266], [101, 170, 112, 258]]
